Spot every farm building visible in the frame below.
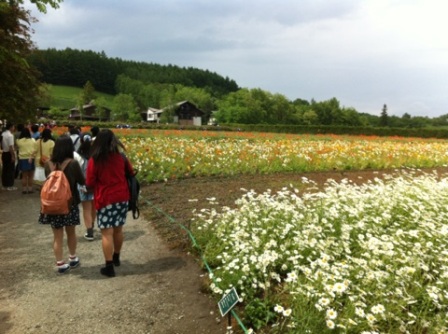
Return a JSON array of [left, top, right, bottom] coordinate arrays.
[[142, 101, 204, 126], [141, 107, 163, 123], [69, 102, 111, 121]]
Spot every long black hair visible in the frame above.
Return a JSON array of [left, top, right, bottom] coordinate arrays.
[[41, 128, 54, 142], [90, 129, 125, 163], [77, 132, 92, 159], [19, 128, 31, 139], [51, 135, 74, 164]]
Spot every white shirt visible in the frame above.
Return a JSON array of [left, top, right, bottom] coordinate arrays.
[[1, 130, 14, 153], [70, 134, 81, 151]]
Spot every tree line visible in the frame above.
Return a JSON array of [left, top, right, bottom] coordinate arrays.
[[29, 48, 448, 128], [2, 0, 446, 128]]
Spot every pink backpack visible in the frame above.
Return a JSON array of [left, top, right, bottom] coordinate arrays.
[[40, 160, 73, 215]]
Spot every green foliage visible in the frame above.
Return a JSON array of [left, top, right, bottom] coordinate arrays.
[[112, 93, 139, 121], [81, 80, 97, 104], [28, 47, 446, 130], [47, 106, 66, 119], [0, 3, 40, 122], [49, 85, 114, 110], [244, 298, 277, 330], [28, 48, 239, 97]]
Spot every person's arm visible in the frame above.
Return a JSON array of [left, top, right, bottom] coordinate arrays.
[[9, 139, 15, 162], [85, 158, 96, 189]]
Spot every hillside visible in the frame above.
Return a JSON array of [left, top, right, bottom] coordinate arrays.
[[49, 85, 114, 110], [29, 48, 239, 97]]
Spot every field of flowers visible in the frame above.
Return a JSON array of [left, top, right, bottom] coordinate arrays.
[[114, 129, 448, 184], [191, 169, 448, 333], [65, 127, 448, 333]]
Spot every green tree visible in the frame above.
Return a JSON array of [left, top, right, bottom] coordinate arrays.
[[380, 104, 389, 126], [47, 106, 66, 120], [112, 93, 139, 122], [302, 110, 319, 125], [93, 96, 109, 121], [0, 0, 62, 122], [81, 80, 97, 104]]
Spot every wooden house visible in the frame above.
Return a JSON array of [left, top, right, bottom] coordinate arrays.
[[69, 102, 111, 121], [171, 101, 203, 126], [143, 101, 204, 126], [141, 107, 163, 123]]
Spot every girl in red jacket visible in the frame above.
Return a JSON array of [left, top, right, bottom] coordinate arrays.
[[86, 129, 135, 277]]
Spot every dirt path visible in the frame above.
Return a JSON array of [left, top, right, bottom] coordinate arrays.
[[0, 184, 226, 334]]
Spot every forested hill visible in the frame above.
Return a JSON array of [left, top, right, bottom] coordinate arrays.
[[28, 48, 239, 96]]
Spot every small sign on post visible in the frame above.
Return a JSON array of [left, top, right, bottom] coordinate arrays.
[[218, 287, 239, 317]]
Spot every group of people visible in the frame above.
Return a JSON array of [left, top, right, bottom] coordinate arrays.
[[1, 122, 55, 192], [1, 122, 135, 277]]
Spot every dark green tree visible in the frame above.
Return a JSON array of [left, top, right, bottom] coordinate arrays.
[[380, 104, 389, 126], [81, 80, 97, 104]]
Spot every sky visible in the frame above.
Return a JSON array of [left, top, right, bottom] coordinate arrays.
[[24, 0, 448, 118]]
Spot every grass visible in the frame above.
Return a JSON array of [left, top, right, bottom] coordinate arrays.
[[48, 85, 115, 109]]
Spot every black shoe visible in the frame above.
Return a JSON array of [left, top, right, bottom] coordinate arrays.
[[100, 265, 115, 277], [113, 253, 120, 267], [84, 232, 94, 241]]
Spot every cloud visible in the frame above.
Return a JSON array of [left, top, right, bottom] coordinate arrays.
[[25, 0, 448, 117]]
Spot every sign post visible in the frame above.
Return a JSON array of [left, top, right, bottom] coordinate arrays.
[[218, 287, 240, 333]]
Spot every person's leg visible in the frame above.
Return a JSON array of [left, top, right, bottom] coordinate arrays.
[[82, 201, 93, 229], [52, 227, 64, 261], [1, 153, 7, 187], [2, 152, 14, 188], [113, 226, 124, 254], [82, 201, 94, 240], [52, 227, 69, 273], [100, 227, 115, 277], [65, 225, 77, 256], [101, 227, 114, 261], [112, 226, 123, 266], [20, 166, 27, 193], [28, 169, 35, 192], [65, 225, 79, 268], [90, 203, 96, 228]]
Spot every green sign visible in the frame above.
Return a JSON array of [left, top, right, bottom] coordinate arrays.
[[218, 287, 239, 316]]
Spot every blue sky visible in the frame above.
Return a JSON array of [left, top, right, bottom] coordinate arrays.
[[25, 0, 448, 117]]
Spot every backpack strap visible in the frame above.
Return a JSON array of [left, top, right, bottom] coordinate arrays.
[[49, 159, 72, 172]]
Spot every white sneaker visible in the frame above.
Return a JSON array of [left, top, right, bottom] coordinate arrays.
[[57, 263, 70, 274]]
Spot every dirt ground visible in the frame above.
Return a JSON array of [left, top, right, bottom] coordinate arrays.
[[1, 167, 447, 334]]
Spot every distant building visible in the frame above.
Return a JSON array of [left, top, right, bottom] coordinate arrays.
[[141, 107, 163, 123], [142, 101, 204, 126], [69, 102, 111, 121], [171, 101, 203, 126]]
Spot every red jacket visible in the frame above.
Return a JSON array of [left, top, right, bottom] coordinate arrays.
[[85, 152, 134, 210]]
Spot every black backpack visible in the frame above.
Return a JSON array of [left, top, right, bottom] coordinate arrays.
[[121, 154, 140, 219]]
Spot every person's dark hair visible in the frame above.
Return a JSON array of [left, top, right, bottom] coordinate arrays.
[[51, 135, 74, 164], [90, 129, 125, 163], [19, 128, 31, 139], [90, 126, 99, 137], [77, 132, 92, 159], [69, 126, 80, 135], [41, 128, 53, 142], [31, 124, 39, 132], [6, 122, 14, 130]]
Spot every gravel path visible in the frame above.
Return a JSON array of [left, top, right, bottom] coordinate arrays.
[[0, 185, 226, 334]]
